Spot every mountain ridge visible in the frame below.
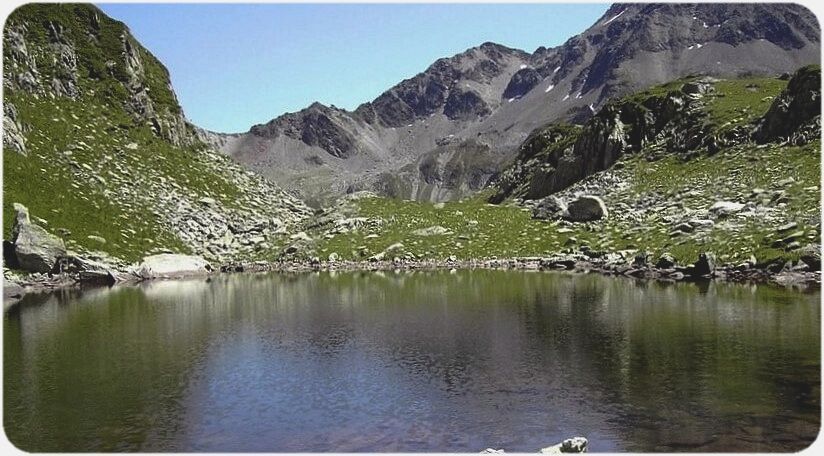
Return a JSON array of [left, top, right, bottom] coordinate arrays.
[[211, 2, 819, 205]]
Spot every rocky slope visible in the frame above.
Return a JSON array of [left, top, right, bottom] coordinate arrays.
[[281, 67, 820, 288], [3, 4, 312, 272], [214, 2, 819, 203], [493, 65, 821, 203]]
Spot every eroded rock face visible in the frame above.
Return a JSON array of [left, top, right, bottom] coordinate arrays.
[[137, 254, 212, 279], [563, 196, 608, 222], [494, 80, 713, 202], [10, 203, 66, 273], [503, 67, 542, 100], [444, 89, 491, 121], [3, 103, 26, 155]]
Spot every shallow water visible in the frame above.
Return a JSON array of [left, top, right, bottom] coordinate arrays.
[[4, 270, 820, 452]]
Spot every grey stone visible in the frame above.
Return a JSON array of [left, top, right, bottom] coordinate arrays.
[[533, 196, 567, 220], [541, 437, 588, 453], [709, 201, 745, 217], [11, 203, 66, 273]]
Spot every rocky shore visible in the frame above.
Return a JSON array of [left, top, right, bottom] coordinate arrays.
[[6, 243, 819, 310]]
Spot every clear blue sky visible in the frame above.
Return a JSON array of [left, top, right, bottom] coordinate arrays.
[[98, 3, 610, 133]]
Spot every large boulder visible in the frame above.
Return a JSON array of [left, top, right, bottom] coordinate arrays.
[[137, 254, 212, 279], [10, 203, 66, 273], [532, 196, 567, 220], [563, 196, 608, 222]]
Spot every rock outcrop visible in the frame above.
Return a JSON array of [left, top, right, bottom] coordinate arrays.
[[754, 64, 821, 144], [2, 102, 26, 154], [494, 78, 714, 201]]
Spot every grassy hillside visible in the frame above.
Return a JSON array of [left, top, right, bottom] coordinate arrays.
[[3, 4, 309, 265]]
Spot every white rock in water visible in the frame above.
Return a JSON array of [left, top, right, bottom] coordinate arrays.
[[138, 254, 212, 279], [541, 437, 588, 454]]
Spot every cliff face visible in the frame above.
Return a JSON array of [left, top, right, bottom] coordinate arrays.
[[213, 3, 819, 203], [3, 4, 311, 265]]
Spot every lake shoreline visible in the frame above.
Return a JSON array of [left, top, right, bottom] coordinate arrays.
[[5, 253, 820, 310]]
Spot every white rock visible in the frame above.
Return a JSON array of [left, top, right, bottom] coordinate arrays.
[[137, 254, 212, 279], [709, 201, 745, 216], [412, 225, 451, 236]]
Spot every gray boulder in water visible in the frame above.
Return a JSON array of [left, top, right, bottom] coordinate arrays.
[[10, 203, 66, 273], [563, 196, 607, 222]]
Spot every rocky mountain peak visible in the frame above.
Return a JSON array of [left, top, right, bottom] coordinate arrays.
[[213, 3, 819, 203]]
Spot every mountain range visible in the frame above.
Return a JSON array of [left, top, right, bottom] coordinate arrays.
[[200, 3, 820, 204]]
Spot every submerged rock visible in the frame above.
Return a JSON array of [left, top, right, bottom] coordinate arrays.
[[10, 203, 66, 273], [137, 254, 212, 279]]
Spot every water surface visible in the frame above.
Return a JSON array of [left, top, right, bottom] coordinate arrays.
[[4, 270, 820, 451]]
